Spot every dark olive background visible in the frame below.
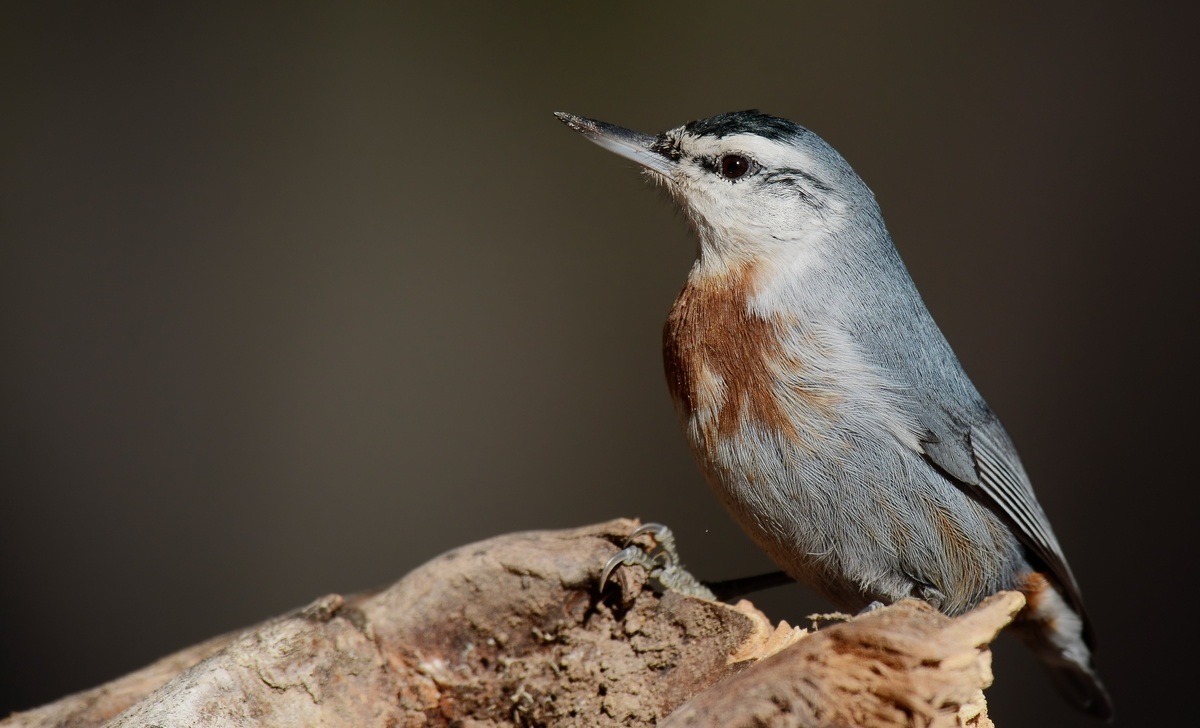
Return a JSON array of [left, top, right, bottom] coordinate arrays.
[[2, 3, 1194, 725]]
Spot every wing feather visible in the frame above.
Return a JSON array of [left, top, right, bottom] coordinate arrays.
[[921, 413, 1087, 620]]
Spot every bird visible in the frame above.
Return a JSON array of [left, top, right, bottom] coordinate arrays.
[[555, 109, 1113, 721]]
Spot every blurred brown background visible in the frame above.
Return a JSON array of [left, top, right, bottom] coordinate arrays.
[[1, 2, 1194, 724]]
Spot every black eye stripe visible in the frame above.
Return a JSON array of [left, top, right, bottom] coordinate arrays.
[[766, 167, 833, 193]]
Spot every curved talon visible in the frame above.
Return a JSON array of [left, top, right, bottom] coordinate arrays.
[[626, 523, 678, 566], [600, 545, 645, 589], [600, 523, 716, 600], [600, 524, 679, 590]]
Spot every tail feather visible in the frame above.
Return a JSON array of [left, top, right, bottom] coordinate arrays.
[[1042, 657, 1114, 722], [1015, 571, 1114, 722]]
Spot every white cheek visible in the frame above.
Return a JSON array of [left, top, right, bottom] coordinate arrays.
[[673, 154, 847, 285], [746, 203, 843, 305]]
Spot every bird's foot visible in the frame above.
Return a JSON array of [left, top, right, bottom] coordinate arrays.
[[600, 523, 715, 600], [805, 610, 857, 629], [806, 601, 887, 630]]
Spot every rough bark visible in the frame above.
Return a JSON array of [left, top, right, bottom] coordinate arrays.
[[1, 519, 1024, 727]]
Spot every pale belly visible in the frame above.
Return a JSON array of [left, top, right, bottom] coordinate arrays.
[[685, 418, 1026, 616]]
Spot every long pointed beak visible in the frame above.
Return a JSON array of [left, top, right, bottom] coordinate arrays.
[[554, 112, 676, 177]]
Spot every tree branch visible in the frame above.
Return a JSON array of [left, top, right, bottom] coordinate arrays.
[[1, 519, 1023, 727]]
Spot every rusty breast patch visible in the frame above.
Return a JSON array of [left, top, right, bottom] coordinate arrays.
[[663, 265, 805, 448]]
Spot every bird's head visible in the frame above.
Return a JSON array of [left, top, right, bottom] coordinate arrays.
[[556, 110, 881, 281]]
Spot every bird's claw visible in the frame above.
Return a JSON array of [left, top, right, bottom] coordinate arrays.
[[600, 523, 715, 600]]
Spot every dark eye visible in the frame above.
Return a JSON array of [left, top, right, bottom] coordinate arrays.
[[718, 154, 752, 180]]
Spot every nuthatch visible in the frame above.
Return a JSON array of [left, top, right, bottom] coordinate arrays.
[[556, 110, 1113, 720]]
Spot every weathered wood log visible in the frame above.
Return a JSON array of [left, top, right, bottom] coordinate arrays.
[[1, 519, 1022, 727]]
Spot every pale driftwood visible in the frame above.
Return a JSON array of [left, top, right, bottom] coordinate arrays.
[[1, 519, 1024, 727]]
